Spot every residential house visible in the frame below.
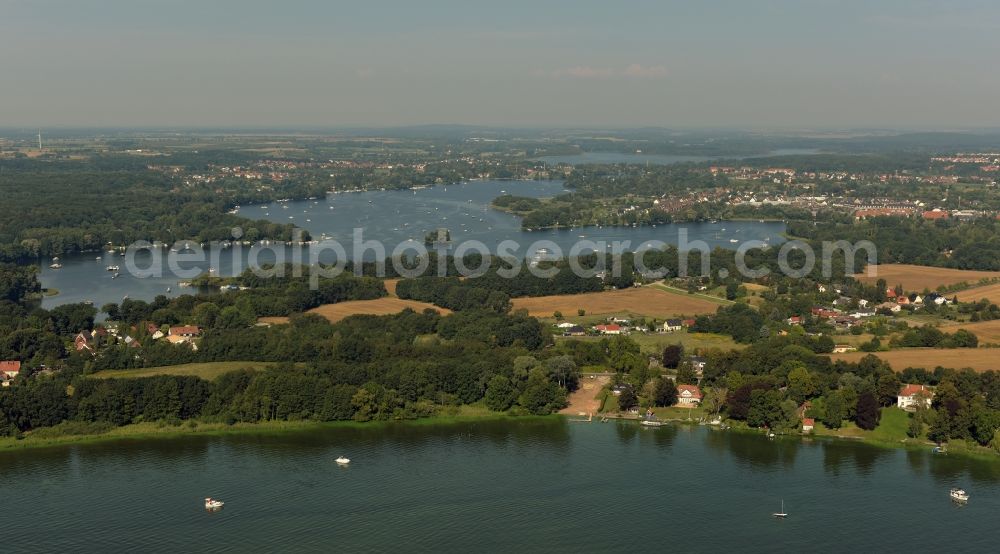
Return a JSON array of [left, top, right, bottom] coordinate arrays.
[[594, 324, 623, 335], [811, 307, 839, 319], [166, 334, 199, 351], [898, 384, 934, 411], [74, 331, 94, 352], [168, 325, 202, 338], [688, 356, 707, 372], [676, 384, 703, 407], [555, 322, 576, 329], [832, 344, 857, 353], [787, 316, 803, 326], [564, 325, 586, 336], [877, 302, 902, 313], [663, 319, 683, 332], [833, 296, 854, 308], [681, 319, 696, 328], [833, 316, 858, 328], [922, 209, 949, 220], [802, 418, 815, 432], [0, 361, 21, 382]]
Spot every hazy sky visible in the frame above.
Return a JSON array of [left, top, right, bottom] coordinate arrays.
[[2, 0, 999, 129]]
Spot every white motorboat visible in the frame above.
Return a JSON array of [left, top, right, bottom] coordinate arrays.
[[335, 456, 350, 465], [204, 497, 225, 510], [49, 263, 63, 269], [950, 488, 969, 502], [640, 420, 663, 427]]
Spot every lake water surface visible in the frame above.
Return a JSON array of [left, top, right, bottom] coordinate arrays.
[[1, 419, 996, 552], [38, 180, 785, 308]]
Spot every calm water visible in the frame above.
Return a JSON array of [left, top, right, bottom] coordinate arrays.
[[1, 420, 996, 553], [38, 180, 785, 308]]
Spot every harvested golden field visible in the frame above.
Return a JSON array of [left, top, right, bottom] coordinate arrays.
[[957, 282, 1000, 304], [854, 264, 1000, 292], [511, 287, 721, 318], [830, 348, 1000, 372], [938, 320, 1000, 345], [258, 297, 450, 325], [308, 298, 450, 323]]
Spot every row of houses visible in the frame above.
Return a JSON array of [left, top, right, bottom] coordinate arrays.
[[74, 324, 203, 354], [556, 317, 698, 337]]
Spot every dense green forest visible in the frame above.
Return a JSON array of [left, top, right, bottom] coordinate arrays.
[[0, 162, 303, 261], [789, 217, 1000, 271], [0, 307, 572, 436]]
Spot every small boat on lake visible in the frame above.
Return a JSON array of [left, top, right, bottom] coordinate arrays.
[[49, 263, 62, 269], [950, 488, 969, 502], [772, 499, 787, 518], [335, 456, 350, 465], [204, 497, 225, 510], [640, 420, 663, 427]]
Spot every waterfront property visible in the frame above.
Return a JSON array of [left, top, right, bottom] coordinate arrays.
[[898, 384, 934, 411], [677, 384, 703, 407]]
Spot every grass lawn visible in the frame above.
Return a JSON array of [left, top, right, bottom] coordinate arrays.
[[650, 282, 734, 305], [557, 331, 742, 356], [601, 395, 619, 413], [651, 405, 707, 420], [90, 361, 281, 381], [629, 331, 743, 354], [868, 406, 910, 442], [812, 406, 910, 443]]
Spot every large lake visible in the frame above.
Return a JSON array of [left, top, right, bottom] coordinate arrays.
[[38, 180, 785, 308], [1, 419, 996, 552]]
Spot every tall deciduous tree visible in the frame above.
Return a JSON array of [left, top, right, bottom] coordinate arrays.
[[854, 391, 880, 430], [653, 378, 678, 407]]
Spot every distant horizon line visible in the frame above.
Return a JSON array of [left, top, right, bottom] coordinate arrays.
[[5, 124, 1000, 135]]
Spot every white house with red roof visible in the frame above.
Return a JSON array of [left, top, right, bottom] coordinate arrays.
[[1, 361, 21, 386], [897, 384, 933, 411], [801, 418, 815, 432], [676, 384, 703, 407], [594, 324, 623, 335]]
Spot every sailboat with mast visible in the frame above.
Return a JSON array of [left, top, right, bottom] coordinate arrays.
[[772, 499, 787, 518]]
